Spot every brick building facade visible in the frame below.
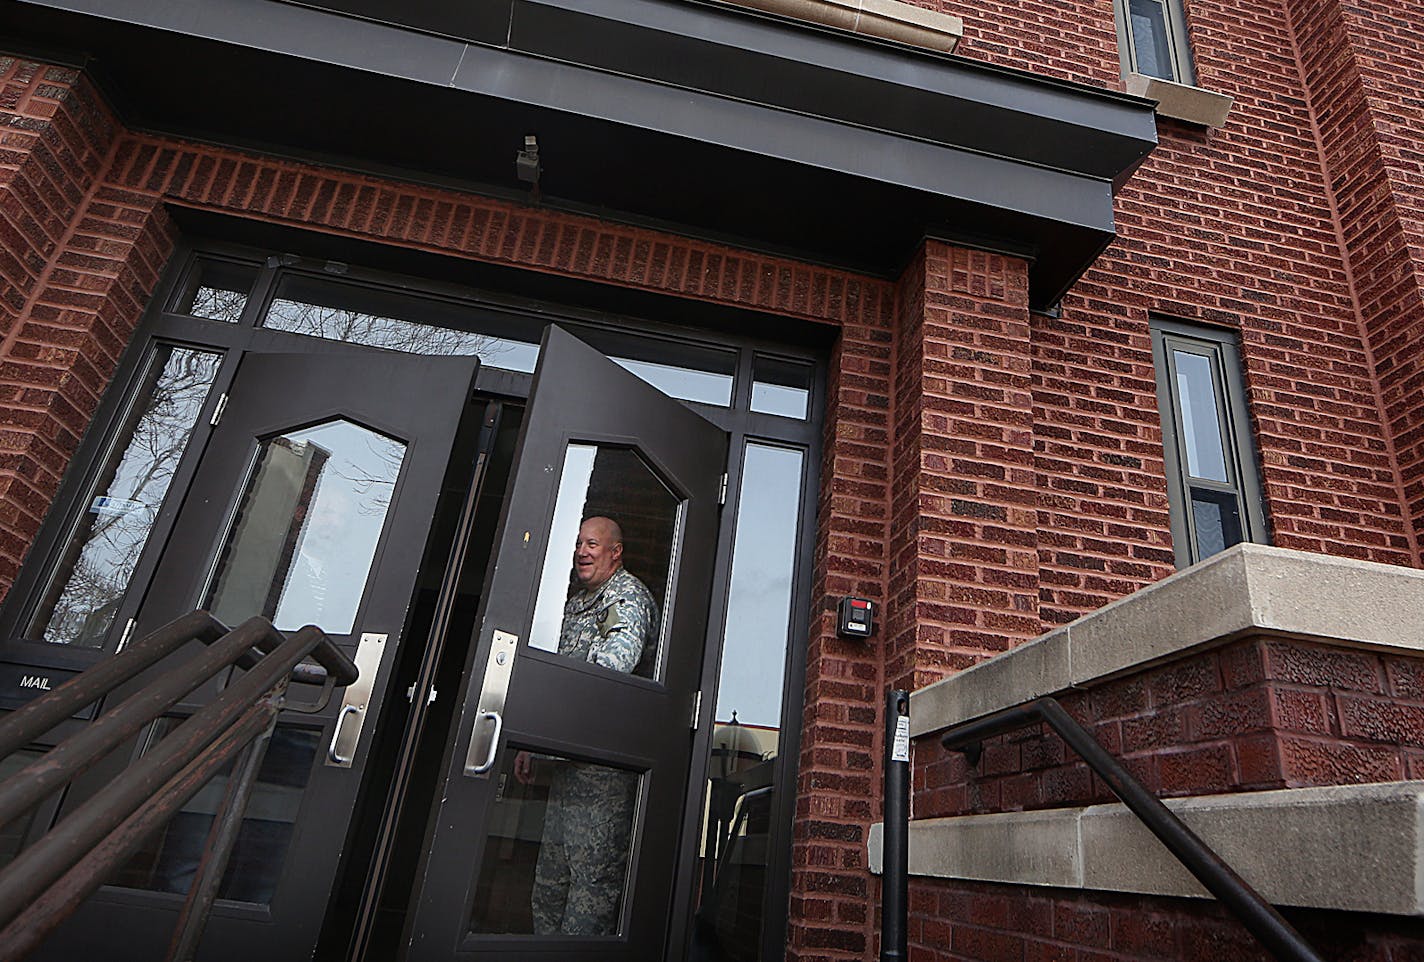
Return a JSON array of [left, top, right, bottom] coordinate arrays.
[[2, 0, 1424, 959]]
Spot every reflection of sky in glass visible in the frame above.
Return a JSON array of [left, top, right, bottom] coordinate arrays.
[[612, 356, 733, 407], [264, 298, 540, 373], [35, 348, 220, 646], [750, 381, 809, 419], [528, 444, 596, 652], [209, 420, 405, 635], [715, 444, 804, 731], [1174, 351, 1228, 482]]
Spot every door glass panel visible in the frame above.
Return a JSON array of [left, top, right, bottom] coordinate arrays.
[[205, 419, 406, 634], [1173, 350, 1229, 483], [527, 444, 681, 680], [29, 347, 221, 647], [263, 275, 539, 372], [694, 443, 804, 960], [470, 749, 641, 936], [751, 356, 813, 420], [112, 722, 320, 904]]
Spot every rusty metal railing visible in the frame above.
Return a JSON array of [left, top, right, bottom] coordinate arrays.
[[0, 611, 356, 961]]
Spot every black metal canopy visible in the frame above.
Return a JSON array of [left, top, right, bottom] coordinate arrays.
[[5, 0, 1158, 308]]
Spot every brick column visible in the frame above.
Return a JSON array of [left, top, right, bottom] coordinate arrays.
[[786, 299, 894, 961], [1284, 0, 1424, 559], [0, 58, 177, 593], [887, 240, 1039, 694]]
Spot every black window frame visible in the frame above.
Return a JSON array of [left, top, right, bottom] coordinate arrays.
[[1150, 316, 1269, 567], [1113, 0, 1198, 85]]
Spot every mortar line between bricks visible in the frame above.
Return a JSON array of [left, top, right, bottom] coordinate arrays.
[[1279, 0, 1423, 566]]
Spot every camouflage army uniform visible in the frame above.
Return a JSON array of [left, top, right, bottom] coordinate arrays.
[[531, 566, 658, 935]]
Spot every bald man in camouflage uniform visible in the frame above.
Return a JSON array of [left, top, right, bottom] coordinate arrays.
[[525, 516, 658, 935]]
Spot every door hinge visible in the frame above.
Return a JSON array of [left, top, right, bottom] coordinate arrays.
[[209, 392, 229, 427], [690, 689, 703, 730], [718, 472, 728, 506]]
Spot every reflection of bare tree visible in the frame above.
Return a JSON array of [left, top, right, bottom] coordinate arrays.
[[36, 349, 220, 646], [265, 299, 527, 364], [333, 434, 406, 517], [188, 286, 247, 324]]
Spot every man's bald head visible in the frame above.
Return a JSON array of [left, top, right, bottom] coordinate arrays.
[[574, 516, 624, 590]]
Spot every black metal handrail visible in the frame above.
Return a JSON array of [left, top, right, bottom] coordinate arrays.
[[0, 611, 356, 962], [941, 696, 1326, 962]]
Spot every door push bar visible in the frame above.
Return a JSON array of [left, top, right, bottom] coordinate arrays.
[[464, 629, 519, 777]]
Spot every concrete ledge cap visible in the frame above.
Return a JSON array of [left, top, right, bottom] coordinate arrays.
[[910, 544, 1424, 737], [720, 0, 963, 53], [868, 782, 1424, 915], [1125, 72, 1233, 127]]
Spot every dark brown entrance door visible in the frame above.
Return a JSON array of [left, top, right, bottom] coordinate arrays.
[[403, 326, 728, 961], [37, 350, 480, 962]]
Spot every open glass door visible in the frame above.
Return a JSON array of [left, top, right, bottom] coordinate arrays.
[[404, 326, 728, 961], [35, 350, 480, 962]]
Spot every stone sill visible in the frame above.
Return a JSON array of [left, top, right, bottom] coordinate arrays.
[[868, 782, 1424, 915], [717, 0, 963, 53], [909, 544, 1424, 739], [1125, 72, 1233, 127]]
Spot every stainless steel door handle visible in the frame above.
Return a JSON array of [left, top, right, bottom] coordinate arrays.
[[465, 711, 503, 775], [324, 632, 387, 769], [463, 629, 519, 779], [328, 704, 361, 764]]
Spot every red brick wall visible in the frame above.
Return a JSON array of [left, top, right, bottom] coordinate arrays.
[[0, 58, 176, 590], [887, 243, 1039, 693], [907, 876, 1424, 962], [1283, 0, 1424, 548], [923, 0, 1423, 600], [915, 637, 1424, 820], [907, 636, 1424, 960]]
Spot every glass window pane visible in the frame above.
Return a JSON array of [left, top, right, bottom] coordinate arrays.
[[469, 749, 641, 936], [1191, 487, 1243, 561], [29, 347, 221, 647], [611, 356, 733, 407], [206, 419, 406, 634], [568, 327, 736, 407], [263, 276, 539, 372], [695, 442, 804, 959], [751, 356, 813, 420], [112, 722, 319, 904], [1129, 0, 1177, 80], [171, 259, 258, 323], [1173, 350, 1229, 483], [528, 445, 680, 681]]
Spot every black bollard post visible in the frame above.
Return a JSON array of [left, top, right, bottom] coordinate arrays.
[[881, 689, 909, 962]]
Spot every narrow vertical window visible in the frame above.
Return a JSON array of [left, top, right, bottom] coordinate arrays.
[[27, 347, 221, 647], [1114, 0, 1196, 84], [1151, 318, 1267, 566]]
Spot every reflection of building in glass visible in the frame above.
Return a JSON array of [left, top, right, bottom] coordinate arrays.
[[208, 435, 330, 629], [697, 717, 779, 962]]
